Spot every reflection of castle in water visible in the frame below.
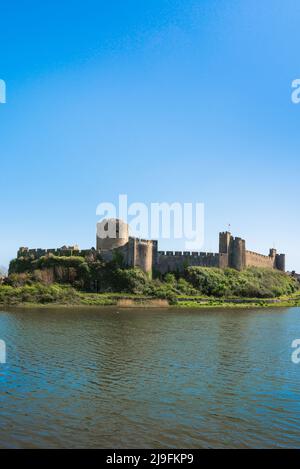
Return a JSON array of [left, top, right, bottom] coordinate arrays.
[[18, 218, 285, 276]]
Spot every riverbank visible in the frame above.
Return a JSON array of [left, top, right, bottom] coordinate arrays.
[[1, 291, 299, 309], [1, 272, 299, 310]]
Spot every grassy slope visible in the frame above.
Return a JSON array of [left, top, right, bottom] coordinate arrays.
[[2, 261, 300, 308]]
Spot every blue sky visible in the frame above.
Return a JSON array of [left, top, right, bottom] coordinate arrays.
[[0, 0, 300, 270]]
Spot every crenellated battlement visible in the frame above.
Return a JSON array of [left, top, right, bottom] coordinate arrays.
[[157, 251, 219, 258], [246, 250, 271, 259], [17, 246, 95, 259], [131, 237, 156, 245]]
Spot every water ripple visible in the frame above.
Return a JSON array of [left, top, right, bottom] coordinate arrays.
[[0, 306, 299, 448]]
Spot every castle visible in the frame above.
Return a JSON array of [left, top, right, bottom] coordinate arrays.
[[17, 218, 286, 276]]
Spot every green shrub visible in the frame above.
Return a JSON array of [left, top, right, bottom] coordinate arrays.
[[111, 268, 148, 294], [0, 283, 81, 305], [185, 266, 299, 298]]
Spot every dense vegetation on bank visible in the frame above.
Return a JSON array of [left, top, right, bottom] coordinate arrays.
[[0, 253, 298, 306]]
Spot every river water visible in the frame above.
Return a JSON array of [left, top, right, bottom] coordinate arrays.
[[0, 306, 299, 448]]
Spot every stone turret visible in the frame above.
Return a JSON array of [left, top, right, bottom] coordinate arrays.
[[229, 237, 246, 271], [219, 231, 231, 254], [275, 253, 286, 272]]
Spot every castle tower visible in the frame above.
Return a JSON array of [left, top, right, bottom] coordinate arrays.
[[275, 253, 286, 272], [219, 232, 232, 254], [229, 237, 246, 271], [133, 238, 156, 278], [96, 218, 129, 251]]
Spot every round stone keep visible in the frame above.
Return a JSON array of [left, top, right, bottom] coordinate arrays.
[[96, 218, 129, 250]]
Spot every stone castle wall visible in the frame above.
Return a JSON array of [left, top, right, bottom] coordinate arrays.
[[155, 251, 220, 275], [245, 250, 275, 269], [17, 229, 286, 275]]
